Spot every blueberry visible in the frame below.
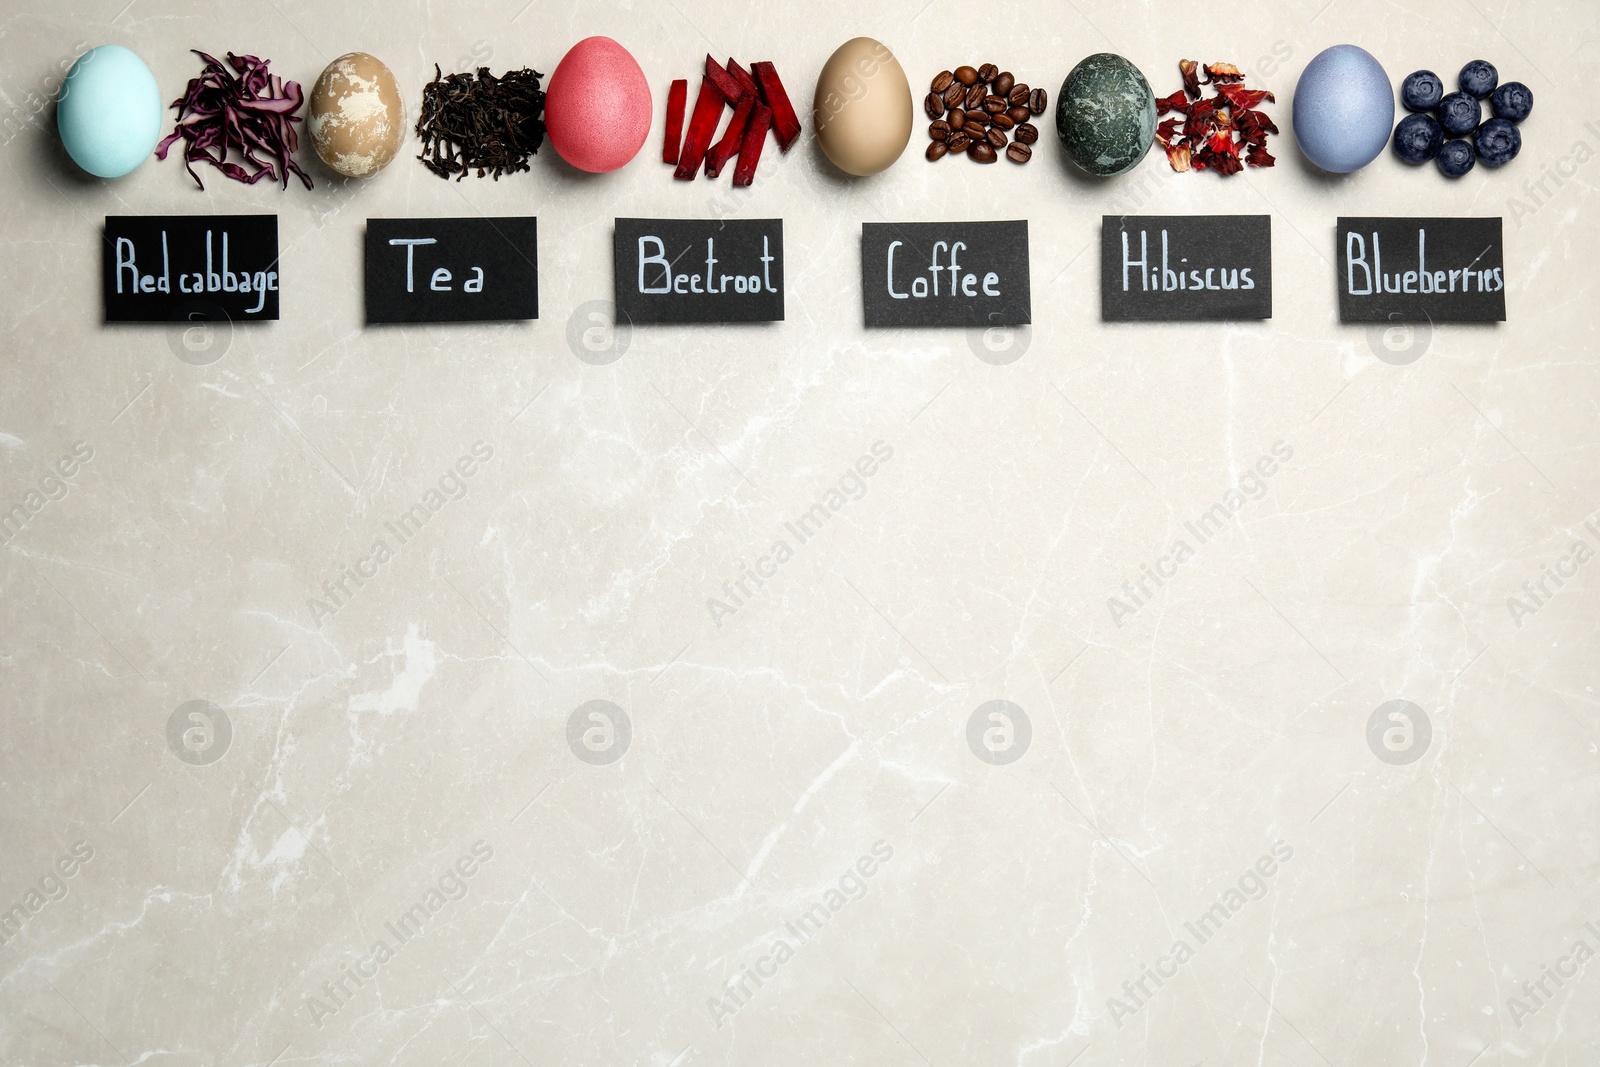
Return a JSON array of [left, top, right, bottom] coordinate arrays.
[[1473, 117, 1521, 166], [1491, 81, 1533, 123], [1437, 139, 1476, 178], [1392, 113, 1444, 163], [1459, 59, 1498, 99], [1438, 91, 1481, 136], [1400, 70, 1444, 111]]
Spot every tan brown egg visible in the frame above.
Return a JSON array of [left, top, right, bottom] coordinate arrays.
[[308, 52, 404, 178], [813, 37, 912, 176]]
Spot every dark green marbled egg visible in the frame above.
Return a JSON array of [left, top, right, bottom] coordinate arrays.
[[1055, 53, 1156, 176]]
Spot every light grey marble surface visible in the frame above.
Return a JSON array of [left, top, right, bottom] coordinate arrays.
[[2, 1, 1597, 1064]]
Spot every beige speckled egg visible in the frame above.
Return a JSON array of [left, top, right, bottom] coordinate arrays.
[[308, 52, 404, 178]]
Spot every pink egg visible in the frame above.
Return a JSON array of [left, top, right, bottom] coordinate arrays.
[[544, 36, 652, 173]]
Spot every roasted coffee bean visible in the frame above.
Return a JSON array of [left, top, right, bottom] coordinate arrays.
[[947, 131, 972, 153], [1028, 87, 1047, 115], [969, 140, 998, 163], [948, 107, 966, 129], [985, 126, 1007, 148], [993, 71, 1015, 97], [924, 92, 946, 120], [1006, 105, 1030, 124], [1014, 122, 1038, 145], [954, 65, 978, 85], [983, 94, 1007, 113], [965, 84, 987, 110], [926, 140, 949, 161], [929, 119, 951, 140], [978, 63, 999, 83], [963, 109, 989, 126], [943, 83, 966, 108], [1008, 85, 1031, 107], [990, 112, 1014, 130], [931, 70, 954, 93], [1006, 141, 1031, 163]]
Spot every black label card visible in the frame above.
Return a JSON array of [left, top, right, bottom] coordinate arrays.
[[1101, 215, 1271, 321], [365, 217, 537, 324], [613, 218, 783, 324], [1337, 217, 1505, 322], [861, 221, 1030, 327], [104, 215, 279, 322]]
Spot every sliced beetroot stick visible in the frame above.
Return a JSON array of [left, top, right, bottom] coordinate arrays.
[[663, 78, 687, 164], [750, 62, 800, 151], [732, 103, 770, 186], [673, 76, 725, 180], [704, 54, 745, 105], [726, 58, 758, 97], [705, 94, 754, 178]]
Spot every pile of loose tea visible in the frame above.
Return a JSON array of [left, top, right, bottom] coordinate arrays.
[[415, 65, 546, 180], [924, 64, 1046, 164], [1154, 60, 1277, 175]]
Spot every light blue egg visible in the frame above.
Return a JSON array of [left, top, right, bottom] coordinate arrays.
[[1292, 44, 1394, 174], [57, 44, 164, 178]]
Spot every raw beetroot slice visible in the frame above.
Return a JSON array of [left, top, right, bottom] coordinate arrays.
[[750, 62, 800, 151], [705, 94, 754, 178], [726, 58, 758, 98], [704, 55, 745, 105], [663, 78, 687, 164], [673, 76, 725, 180], [733, 103, 770, 186]]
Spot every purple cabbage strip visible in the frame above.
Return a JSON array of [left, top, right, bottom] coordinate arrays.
[[154, 49, 312, 190]]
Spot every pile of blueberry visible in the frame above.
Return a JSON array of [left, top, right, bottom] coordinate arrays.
[[1392, 60, 1532, 177]]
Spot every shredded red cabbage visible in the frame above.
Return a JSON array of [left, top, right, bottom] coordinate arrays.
[[155, 51, 312, 190]]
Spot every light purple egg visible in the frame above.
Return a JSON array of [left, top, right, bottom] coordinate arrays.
[[1292, 44, 1394, 174]]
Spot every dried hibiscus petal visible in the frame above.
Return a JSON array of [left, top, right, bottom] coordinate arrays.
[[1180, 59, 1201, 99], [1216, 83, 1275, 111], [1156, 59, 1276, 175], [1156, 90, 1191, 115]]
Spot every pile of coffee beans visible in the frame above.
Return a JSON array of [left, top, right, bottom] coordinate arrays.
[[924, 64, 1046, 164]]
